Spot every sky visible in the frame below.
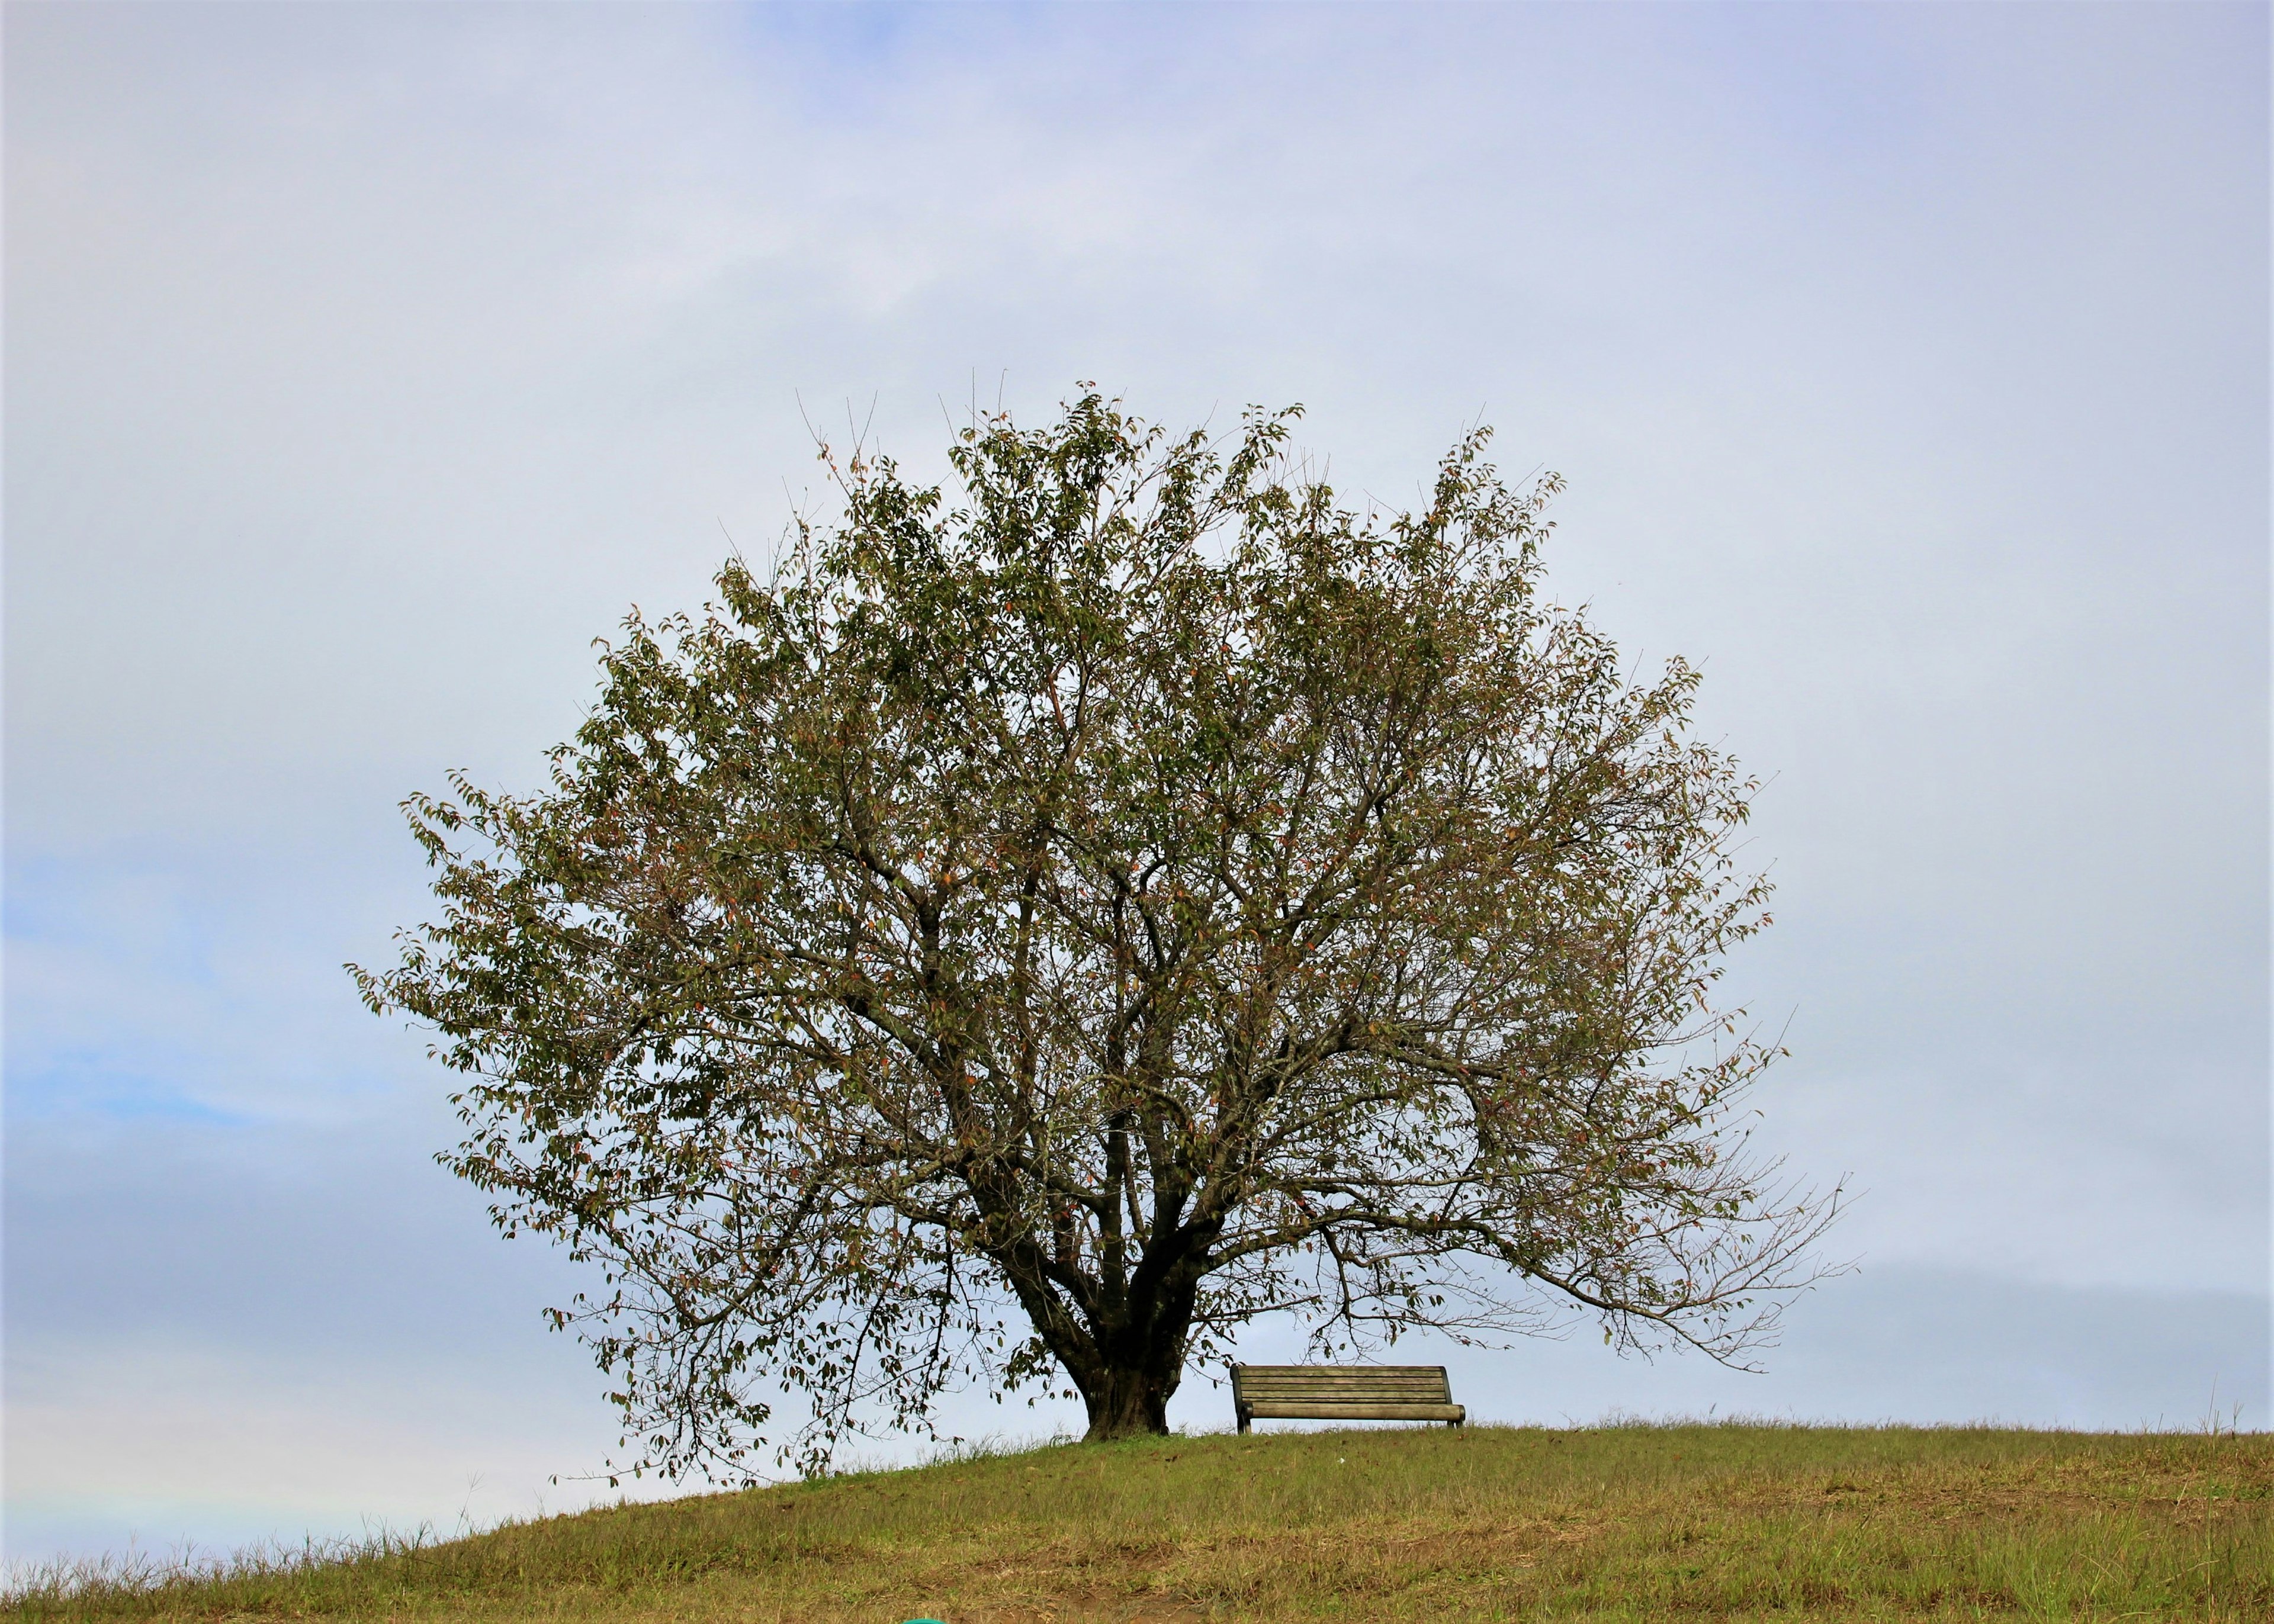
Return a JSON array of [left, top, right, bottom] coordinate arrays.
[[5, 0, 2268, 1570]]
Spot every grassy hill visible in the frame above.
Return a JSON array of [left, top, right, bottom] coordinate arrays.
[[9, 1423, 2268, 1621]]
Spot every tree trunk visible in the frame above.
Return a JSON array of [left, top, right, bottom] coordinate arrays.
[[1054, 1237, 1207, 1442], [1080, 1360, 1174, 1440]]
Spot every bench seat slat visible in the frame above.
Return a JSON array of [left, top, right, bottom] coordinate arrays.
[[1236, 1379, 1449, 1392], [1242, 1401, 1466, 1422], [1236, 1365, 1443, 1372], [1238, 1388, 1451, 1401], [1238, 1375, 1448, 1382]]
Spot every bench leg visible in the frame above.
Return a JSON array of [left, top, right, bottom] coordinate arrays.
[[1238, 1414, 1251, 1435]]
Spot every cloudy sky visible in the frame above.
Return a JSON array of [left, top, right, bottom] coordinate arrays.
[[6, 0, 2267, 1568]]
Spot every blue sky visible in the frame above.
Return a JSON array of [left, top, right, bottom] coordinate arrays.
[[7, 0, 2267, 1567]]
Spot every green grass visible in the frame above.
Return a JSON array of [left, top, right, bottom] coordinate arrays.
[[8, 1423, 2268, 1621]]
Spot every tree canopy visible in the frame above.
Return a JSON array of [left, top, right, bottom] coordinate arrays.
[[355, 393, 1837, 1475]]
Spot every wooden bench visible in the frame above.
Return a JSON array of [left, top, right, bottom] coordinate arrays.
[[1229, 1363, 1465, 1433]]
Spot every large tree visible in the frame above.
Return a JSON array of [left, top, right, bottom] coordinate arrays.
[[356, 393, 1836, 1475]]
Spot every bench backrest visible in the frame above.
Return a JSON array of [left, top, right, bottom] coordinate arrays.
[[1231, 1363, 1454, 1408]]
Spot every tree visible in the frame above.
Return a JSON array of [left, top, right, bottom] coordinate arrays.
[[355, 392, 1838, 1475]]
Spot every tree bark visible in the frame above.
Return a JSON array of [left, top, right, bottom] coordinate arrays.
[[1080, 1360, 1174, 1440], [1070, 1280, 1199, 1440]]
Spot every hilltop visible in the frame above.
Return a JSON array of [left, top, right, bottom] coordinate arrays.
[[9, 1423, 2268, 1621]]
